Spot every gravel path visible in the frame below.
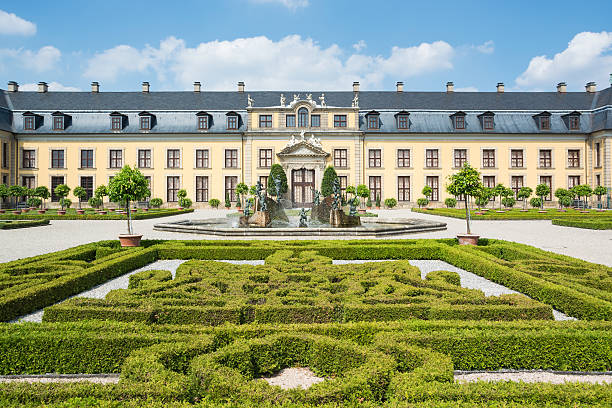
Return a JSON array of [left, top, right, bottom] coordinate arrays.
[[262, 367, 325, 389], [1, 209, 611, 266], [455, 371, 612, 384], [0, 374, 119, 384]]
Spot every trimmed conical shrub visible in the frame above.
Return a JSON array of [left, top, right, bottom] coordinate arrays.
[[267, 164, 288, 197], [321, 166, 338, 197]]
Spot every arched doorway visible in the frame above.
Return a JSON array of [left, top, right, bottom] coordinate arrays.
[[292, 168, 315, 207]]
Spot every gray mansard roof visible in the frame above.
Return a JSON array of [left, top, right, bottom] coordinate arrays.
[[0, 87, 611, 134]]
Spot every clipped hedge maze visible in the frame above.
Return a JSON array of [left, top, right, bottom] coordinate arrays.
[[44, 249, 552, 324]]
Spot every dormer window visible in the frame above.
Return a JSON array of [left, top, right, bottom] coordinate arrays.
[[395, 111, 410, 129], [478, 111, 495, 131], [110, 112, 125, 131], [196, 111, 210, 130], [450, 112, 466, 130], [298, 107, 309, 127], [366, 110, 380, 129], [226, 112, 239, 130], [562, 111, 581, 131], [23, 114, 35, 130], [138, 111, 154, 130], [533, 112, 551, 131], [51, 111, 69, 131]]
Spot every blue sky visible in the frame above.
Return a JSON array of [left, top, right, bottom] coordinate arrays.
[[1, 0, 611, 92]]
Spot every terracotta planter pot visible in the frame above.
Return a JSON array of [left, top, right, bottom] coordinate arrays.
[[495, 210, 505, 213], [143, 208, 149, 212], [457, 234, 479, 245], [558, 209, 567, 212], [0, 209, 5, 213], [118, 234, 142, 247], [358, 208, 366, 214], [474, 212, 483, 215], [376, 206, 381, 209], [22, 209, 29, 213], [57, 210, 66, 215], [12, 210, 21, 215], [99, 211, 107, 215], [538, 210, 547, 213], [38, 210, 46, 214], [520, 209, 529, 212], [30, 207, 37, 211], [580, 210, 590, 214], [109, 209, 115, 212], [77, 210, 85, 215]]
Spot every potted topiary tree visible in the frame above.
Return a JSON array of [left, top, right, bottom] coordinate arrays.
[[554, 188, 570, 212], [26, 196, 41, 210], [572, 184, 593, 212], [208, 198, 220, 209], [178, 190, 192, 210], [530, 197, 542, 209], [502, 195, 516, 209], [535, 183, 550, 212], [345, 185, 356, 202], [9, 185, 25, 214], [492, 183, 506, 212], [375, 195, 381, 209], [0, 184, 8, 213], [384, 197, 397, 209], [421, 186, 433, 209], [94, 185, 108, 211], [108, 165, 150, 247], [73, 186, 87, 214], [593, 185, 607, 211], [417, 197, 429, 208], [444, 197, 457, 208], [501, 187, 514, 212], [356, 184, 370, 213], [321, 166, 338, 198], [225, 192, 231, 209], [517, 187, 532, 212], [88, 196, 102, 213], [236, 182, 248, 212], [54, 184, 71, 215], [177, 189, 187, 210], [446, 163, 483, 245], [149, 198, 163, 209], [34, 186, 50, 213], [473, 186, 492, 214]]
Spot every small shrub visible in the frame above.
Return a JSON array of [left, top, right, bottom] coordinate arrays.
[[209, 198, 220, 208], [444, 198, 457, 208], [88, 196, 102, 209], [59, 198, 72, 209], [502, 196, 516, 208], [417, 198, 429, 208], [178, 197, 192, 209], [530, 197, 542, 208], [27, 197, 42, 208], [384, 198, 398, 208], [149, 198, 163, 208]]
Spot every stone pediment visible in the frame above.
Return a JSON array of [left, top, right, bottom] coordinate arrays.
[[277, 141, 329, 158]]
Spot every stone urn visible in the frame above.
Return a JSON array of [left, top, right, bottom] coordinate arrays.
[[118, 234, 142, 247], [457, 234, 479, 245]]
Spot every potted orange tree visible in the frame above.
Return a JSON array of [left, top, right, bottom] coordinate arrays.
[[73, 186, 87, 215], [0, 184, 9, 213], [108, 165, 150, 247], [447, 163, 482, 245], [54, 184, 71, 215]]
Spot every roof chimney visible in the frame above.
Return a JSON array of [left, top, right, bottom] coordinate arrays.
[[38, 82, 48, 93], [194, 81, 201, 92], [496, 82, 505, 93], [353, 81, 360, 93], [142, 81, 150, 93], [91, 82, 99, 93], [446, 81, 454, 93], [7, 81, 18, 92], [237, 81, 245, 93], [396, 81, 404, 93], [556, 82, 567, 93], [585, 82, 596, 93]]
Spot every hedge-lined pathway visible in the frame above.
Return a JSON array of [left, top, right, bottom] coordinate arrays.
[[2, 209, 611, 266]]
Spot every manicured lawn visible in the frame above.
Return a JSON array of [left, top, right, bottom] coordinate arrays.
[[413, 207, 612, 221], [0, 208, 193, 220]]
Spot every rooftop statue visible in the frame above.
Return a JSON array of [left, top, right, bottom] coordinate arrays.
[[319, 93, 326, 107], [247, 94, 254, 108], [279, 94, 286, 107], [352, 94, 359, 108]]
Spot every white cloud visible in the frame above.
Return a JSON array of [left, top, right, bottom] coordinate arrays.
[[20, 81, 81, 91], [0, 10, 36, 36], [83, 35, 455, 90], [516, 31, 612, 90], [353, 40, 367, 52], [455, 86, 478, 92], [474, 40, 494, 54], [0, 45, 61, 73], [249, 0, 309, 11]]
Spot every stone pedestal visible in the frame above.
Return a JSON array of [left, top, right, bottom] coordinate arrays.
[[239, 211, 272, 228], [329, 209, 361, 227], [312, 196, 333, 224]]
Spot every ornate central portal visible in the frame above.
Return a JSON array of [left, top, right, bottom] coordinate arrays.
[[291, 168, 315, 207]]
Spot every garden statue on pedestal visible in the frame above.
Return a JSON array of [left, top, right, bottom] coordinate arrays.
[[273, 176, 282, 204], [299, 208, 308, 227], [349, 198, 358, 216], [312, 188, 320, 206], [329, 177, 360, 227], [332, 178, 341, 210]]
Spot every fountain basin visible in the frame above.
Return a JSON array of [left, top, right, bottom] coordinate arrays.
[[153, 217, 446, 236]]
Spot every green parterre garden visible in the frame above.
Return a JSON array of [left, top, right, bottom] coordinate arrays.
[[1, 239, 611, 407], [0, 208, 193, 221]]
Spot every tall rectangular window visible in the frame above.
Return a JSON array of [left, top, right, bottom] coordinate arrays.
[[167, 149, 180, 168], [167, 176, 180, 202], [397, 115, 409, 129], [595, 143, 601, 167], [196, 176, 209, 202], [334, 149, 347, 168], [338, 175, 347, 198], [539, 150, 552, 168], [368, 149, 381, 167], [483, 116, 494, 130], [567, 150, 580, 168], [311, 115, 320, 127], [397, 176, 410, 202], [511, 176, 524, 198], [80, 176, 94, 201], [510, 150, 523, 168], [259, 115, 272, 128], [22, 149, 36, 168], [369, 176, 381, 201], [138, 149, 151, 168], [454, 149, 467, 168], [197, 116, 209, 130], [286, 115, 295, 127], [540, 176, 553, 201], [482, 149, 495, 168], [596, 174, 601, 187], [454, 116, 465, 129], [259, 149, 272, 168], [569, 116, 580, 130], [227, 115, 238, 130], [51, 176, 64, 202], [109, 150, 122, 168], [80, 149, 93, 168], [483, 176, 496, 201], [568, 175, 580, 189], [225, 149, 238, 168], [24, 116, 35, 130], [22, 175, 35, 190], [53, 116, 64, 130], [111, 116, 122, 130], [426, 176, 439, 201], [397, 149, 410, 168], [539, 116, 550, 130], [140, 116, 151, 130], [225, 176, 238, 202], [334, 115, 347, 128], [51, 150, 65, 168], [195, 149, 209, 168], [425, 149, 439, 168], [2, 142, 7, 168], [258, 176, 268, 191]]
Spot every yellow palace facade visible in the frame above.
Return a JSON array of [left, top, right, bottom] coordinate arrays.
[[0, 80, 610, 208]]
